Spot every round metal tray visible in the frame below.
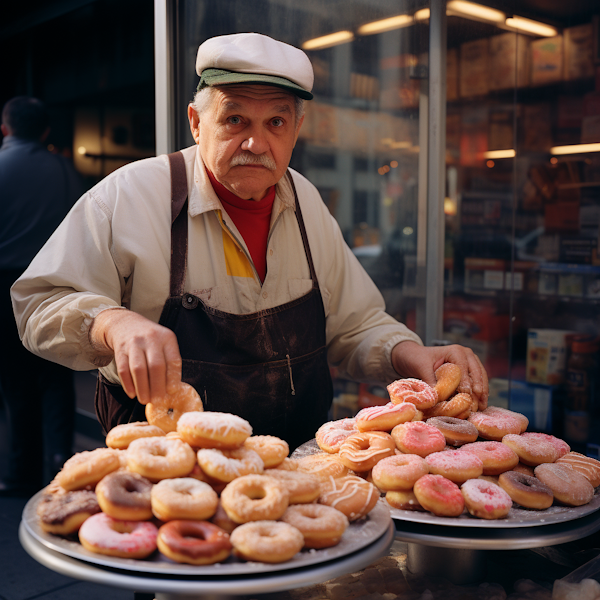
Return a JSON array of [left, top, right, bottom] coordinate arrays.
[[23, 491, 392, 576]]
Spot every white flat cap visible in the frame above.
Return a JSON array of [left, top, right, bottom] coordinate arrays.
[[195, 33, 314, 100]]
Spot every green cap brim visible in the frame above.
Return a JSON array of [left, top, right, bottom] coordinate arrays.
[[197, 68, 313, 100]]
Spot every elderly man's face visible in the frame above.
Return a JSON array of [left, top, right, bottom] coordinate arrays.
[[188, 85, 303, 201]]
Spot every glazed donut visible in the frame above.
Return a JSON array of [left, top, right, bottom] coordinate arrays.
[[296, 453, 348, 482], [145, 381, 203, 434], [262, 469, 321, 504], [425, 450, 484, 484], [556, 452, 600, 487], [196, 447, 264, 483], [426, 416, 478, 446], [434, 363, 462, 402], [56, 448, 121, 491], [230, 520, 304, 563], [501, 434, 559, 466], [177, 411, 252, 449], [318, 475, 379, 521], [157, 520, 231, 565], [106, 422, 166, 449], [79, 512, 158, 559], [534, 463, 594, 507], [281, 503, 348, 549], [243, 435, 288, 468], [413, 474, 465, 517], [498, 471, 553, 510], [461, 479, 512, 519], [371, 454, 429, 492], [385, 489, 425, 511], [210, 502, 238, 534], [512, 462, 535, 477], [459, 441, 519, 475], [338, 431, 396, 472], [37, 490, 100, 535], [468, 408, 523, 441], [391, 421, 446, 458], [355, 402, 417, 432], [315, 418, 358, 453], [127, 437, 196, 482], [151, 478, 219, 521], [423, 393, 473, 419], [96, 470, 153, 521], [521, 433, 570, 459], [187, 464, 228, 495], [220, 475, 289, 524], [387, 378, 438, 410], [484, 406, 528, 432]]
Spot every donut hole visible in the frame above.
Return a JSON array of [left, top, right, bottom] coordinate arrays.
[[244, 487, 267, 501], [110, 521, 136, 534]]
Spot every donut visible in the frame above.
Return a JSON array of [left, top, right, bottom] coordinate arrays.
[[413, 474, 464, 517], [177, 411, 252, 449], [187, 464, 228, 495], [484, 406, 528, 432], [127, 437, 196, 482], [96, 470, 153, 521], [56, 448, 121, 491], [387, 378, 438, 410], [196, 447, 264, 483], [157, 520, 231, 565], [513, 462, 535, 477], [425, 450, 484, 484], [501, 434, 559, 466], [371, 454, 429, 492], [315, 418, 358, 453], [151, 478, 219, 521], [243, 435, 288, 468], [296, 453, 348, 482], [318, 475, 379, 521], [556, 452, 600, 487], [261, 469, 321, 504], [459, 441, 519, 475], [220, 475, 289, 524], [145, 381, 203, 434], [461, 479, 512, 519], [434, 363, 461, 402], [355, 402, 417, 432], [498, 471, 554, 510], [385, 489, 425, 511], [230, 520, 304, 563], [426, 416, 478, 446], [338, 431, 396, 472], [478, 474, 500, 485], [106, 422, 166, 449], [534, 463, 594, 507], [468, 408, 523, 441], [520, 432, 570, 459], [271, 457, 299, 471], [210, 502, 238, 534], [281, 503, 348, 549], [391, 421, 446, 458], [79, 512, 158, 559], [423, 393, 473, 419], [37, 490, 101, 535]]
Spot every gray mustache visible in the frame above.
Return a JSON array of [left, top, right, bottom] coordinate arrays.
[[230, 153, 276, 171]]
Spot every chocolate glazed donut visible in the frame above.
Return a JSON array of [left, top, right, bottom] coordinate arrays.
[[96, 470, 153, 520]]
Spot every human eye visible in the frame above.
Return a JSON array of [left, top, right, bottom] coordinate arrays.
[[271, 117, 285, 128], [227, 115, 242, 125]]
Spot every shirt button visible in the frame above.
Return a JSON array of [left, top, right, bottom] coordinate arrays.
[[269, 249, 274, 256], [262, 292, 268, 299]]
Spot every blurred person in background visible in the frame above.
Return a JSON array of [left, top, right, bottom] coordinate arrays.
[[0, 96, 84, 496]]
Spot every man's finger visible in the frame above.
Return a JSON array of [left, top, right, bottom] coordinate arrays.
[[165, 344, 183, 395], [475, 354, 489, 410], [129, 347, 151, 405], [146, 346, 168, 401], [115, 351, 137, 399]]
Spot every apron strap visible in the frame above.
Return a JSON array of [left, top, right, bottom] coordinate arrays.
[[168, 151, 189, 297]]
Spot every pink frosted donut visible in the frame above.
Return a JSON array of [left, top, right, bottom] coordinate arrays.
[[315, 419, 358, 453], [355, 402, 416, 432], [468, 408, 523, 441], [484, 407, 528, 432], [425, 450, 484, 484], [413, 474, 464, 517], [387, 379, 438, 410], [461, 479, 513, 519], [391, 421, 446, 458], [371, 454, 429, 492], [502, 434, 559, 467], [79, 512, 158, 559], [460, 441, 519, 476], [519, 433, 570, 459]]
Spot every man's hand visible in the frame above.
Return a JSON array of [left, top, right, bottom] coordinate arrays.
[[391, 341, 488, 411], [89, 308, 182, 405]]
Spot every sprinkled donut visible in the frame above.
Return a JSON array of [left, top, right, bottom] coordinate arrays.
[[281, 503, 348, 549], [318, 475, 379, 521], [521, 432, 570, 459], [355, 402, 417, 432], [501, 434, 559, 466], [296, 453, 348, 482], [127, 436, 196, 481], [426, 416, 478, 446], [413, 474, 465, 517], [37, 490, 101, 535], [434, 363, 462, 402], [262, 469, 321, 504], [391, 421, 446, 458], [468, 408, 524, 441], [425, 450, 484, 484], [177, 411, 252, 449], [315, 418, 358, 453], [243, 435, 289, 468], [423, 393, 473, 419], [196, 447, 264, 483], [461, 478, 513, 519], [387, 378, 438, 410], [151, 478, 219, 521], [96, 470, 153, 521], [106, 421, 166, 449], [230, 520, 304, 563], [485, 406, 529, 432], [498, 471, 554, 510], [459, 441, 519, 476], [145, 382, 204, 433], [338, 431, 396, 472], [56, 448, 121, 491], [535, 463, 594, 507], [371, 454, 429, 492]]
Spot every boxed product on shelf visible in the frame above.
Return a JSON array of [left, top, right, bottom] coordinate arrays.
[[459, 38, 489, 98], [526, 328, 574, 385], [505, 261, 538, 292], [564, 23, 595, 81], [488, 32, 529, 91], [443, 296, 510, 341], [464, 258, 506, 293], [530, 36, 563, 86], [538, 263, 600, 297]]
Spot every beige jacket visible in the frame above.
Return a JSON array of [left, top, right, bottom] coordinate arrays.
[[11, 145, 422, 385]]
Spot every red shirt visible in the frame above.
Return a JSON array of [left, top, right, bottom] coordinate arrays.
[[207, 170, 275, 283]]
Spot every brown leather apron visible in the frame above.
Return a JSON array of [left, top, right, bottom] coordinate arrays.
[[95, 151, 333, 450]]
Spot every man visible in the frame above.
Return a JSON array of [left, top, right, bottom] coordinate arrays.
[[0, 97, 83, 495], [12, 34, 487, 450]]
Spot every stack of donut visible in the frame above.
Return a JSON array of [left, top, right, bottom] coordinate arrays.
[[38, 383, 380, 566], [314, 363, 600, 520]]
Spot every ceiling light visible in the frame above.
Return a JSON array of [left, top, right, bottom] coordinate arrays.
[[446, 1, 505, 24], [414, 8, 430, 21], [483, 149, 516, 159], [551, 143, 600, 155], [357, 14, 413, 36], [302, 31, 354, 51], [505, 16, 557, 37]]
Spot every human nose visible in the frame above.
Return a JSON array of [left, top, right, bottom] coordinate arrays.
[[240, 127, 269, 154]]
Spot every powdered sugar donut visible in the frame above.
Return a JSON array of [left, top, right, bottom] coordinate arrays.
[[151, 478, 219, 521], [127, 437, 196, 481], [281, 503, 348, 549], [230, 521, 303, 563], [485, 406, 528, 432], [459, 441, 519, 476], [196, 447, 264, 483], [520, 432, 570, 459], [243, 435, 288, 468], [145, 382, 203, 433], [434, 363, 462, 402], [177, 411, 252, 449], [221, 475, 289, 523], [56, 448, 121, 491], [318, 475, 379, 521], [413, 474, 464, 517], [315, 419, 358, 453], [391, 421, 446, 458], [371, 454, 429, 492], [263, 469, 321, 504], [106, 422, 166, 449], [387, 379, 438, 410], [338, 431, 396, 472], [461, 478, 513, 519], [468, 408, 523, 441], [355, 402, 417, 432], [425, 450, 484, 484], [426, 416, 478, 446], [535, 463, 594, 507], [502, 434, 559, 467]]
